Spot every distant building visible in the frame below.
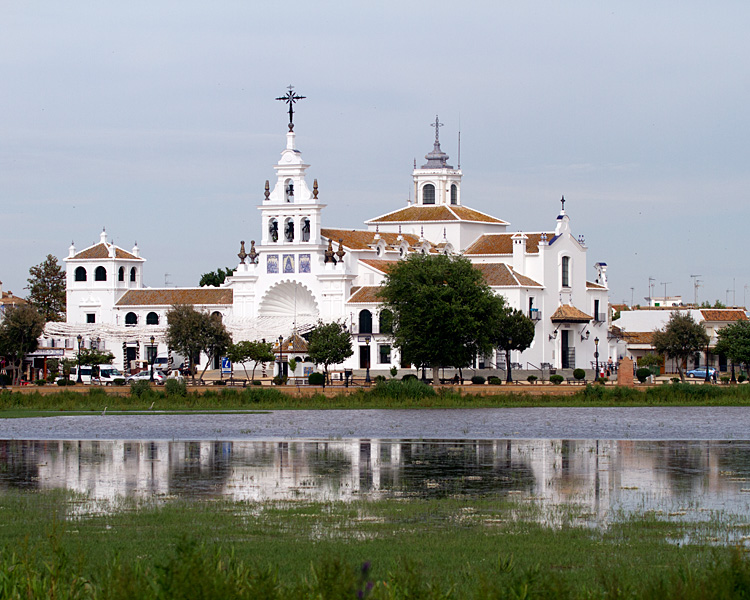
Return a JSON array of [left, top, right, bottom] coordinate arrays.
[[0, 281, 26, 319], [44, 104, 610, 376]]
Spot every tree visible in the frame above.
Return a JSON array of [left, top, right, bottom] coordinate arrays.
[[226, 340, 275, 382], [714, 320, 750, 375], [378, 253, 501, 384], [0, 305, 45, 384], [26, 254, 66, 322], [652, 312, 709, 382], [199, 267, 235, 287], [166, 305, 232, 383], [77, 348, 115, 384], [489, 306, 535, 383], [307, 321, 353, 385]]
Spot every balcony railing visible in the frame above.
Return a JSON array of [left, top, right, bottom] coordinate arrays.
[[594, 312, 607, 323]]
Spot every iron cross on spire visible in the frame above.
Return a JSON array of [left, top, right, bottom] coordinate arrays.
[[431, 115, 443, 143], [276, 85, 306, 132]]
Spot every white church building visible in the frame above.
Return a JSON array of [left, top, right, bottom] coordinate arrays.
[[45, 102, 610, 378]]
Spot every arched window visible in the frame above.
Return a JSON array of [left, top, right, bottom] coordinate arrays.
[[75, 267, 87, 282], [125, 312, 138, 326], [95, 266, 107, 281], [284, 179, 294, 202], [284, 218, 294, 242], [146, 312, 159, 325], [450, 184, 458, 205], [422, 184, 435, 205], [130, 267, 137, 282], [118, 267, 125, 282], [379, 309, 393, 334], [359, 309, 373, 334], [301, 218, 311, 242], [562, 256, 570, 288], [269, 218, 278, 242]]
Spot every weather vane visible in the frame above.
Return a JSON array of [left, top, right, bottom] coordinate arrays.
[[276, 85, 306, 132]]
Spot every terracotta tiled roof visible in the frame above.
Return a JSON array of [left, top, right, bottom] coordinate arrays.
[[367, 205, 507, 225], [586, 281, 606, 289], [277, 333, 308, 353], [472, 263, 543, 287], [359, 259, 398, 273], [550, 305, 593, 322], [72, 243, 141, 260], [321, 228, 423, 250], [347, 286, 382, 303], [464, 233, 555, 255], [116, 288, 233, 307], [610, 303, 628, 312], [700, 309, 748, 322], [621, 331, 655, 345], [0, 292, 26, 307]]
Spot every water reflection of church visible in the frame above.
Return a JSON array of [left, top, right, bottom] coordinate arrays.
[[0, 439, 740, 519]]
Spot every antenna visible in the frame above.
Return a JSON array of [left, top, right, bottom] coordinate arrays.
[[660, 282, 671, 303], [164, 273, 172, 287], [457, 113, 461, 169], [630, 287, 634, 307], [648, 277, 655, 305], [690, 274, 702, 305]]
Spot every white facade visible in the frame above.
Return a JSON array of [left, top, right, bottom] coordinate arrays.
[[45, 115, 610, 375]]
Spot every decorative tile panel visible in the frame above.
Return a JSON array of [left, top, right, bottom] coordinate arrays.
[[299, 254, 311, 273], [283, 254, 295, 273], [267, 254, 279, 274]]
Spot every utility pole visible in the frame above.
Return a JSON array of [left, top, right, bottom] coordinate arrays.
[[690, 274, 702, 306], [660, 282, 671, 304], [164, 273, 172, 287], [648, 277, 655, 305]]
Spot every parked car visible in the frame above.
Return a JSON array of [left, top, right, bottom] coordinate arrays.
[[686, 367, 717, 378], [67, 365, 124, 385], [126, 370, 167, 384]]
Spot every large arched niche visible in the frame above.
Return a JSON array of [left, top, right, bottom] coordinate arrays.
[[258, 281, 319, 318]]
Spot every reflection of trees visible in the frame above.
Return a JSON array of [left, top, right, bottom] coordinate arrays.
[[167, 442, 235, 497], [396, 440, 536, 498], [716, 442, 750, 479], [0, 440, 45, 490], [656, 441, 708, 495]]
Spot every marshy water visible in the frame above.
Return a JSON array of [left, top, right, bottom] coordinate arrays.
[[1, 407, 750, 524]]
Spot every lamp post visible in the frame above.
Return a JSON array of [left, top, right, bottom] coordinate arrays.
[[76, 334, 83, 384], [149, 335, 155, 382], [278, 335, 284, 380], [594, 337, 600, 382], [705, 341, 711, 383], [364, 336, 371, 384]]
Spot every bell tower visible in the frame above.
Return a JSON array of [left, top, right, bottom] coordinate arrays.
[[258, 87, 325, 248], [412, 115, 462, 207]]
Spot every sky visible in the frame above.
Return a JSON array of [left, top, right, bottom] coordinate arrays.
[[2, 1, 749, 308]]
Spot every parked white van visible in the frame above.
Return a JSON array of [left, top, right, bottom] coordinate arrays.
[[68, 365, 124, 385]]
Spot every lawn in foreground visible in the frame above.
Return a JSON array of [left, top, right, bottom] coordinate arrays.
[[0, 490, 748, 598]]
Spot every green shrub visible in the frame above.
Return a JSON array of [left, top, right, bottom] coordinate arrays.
[[721, 375, 731, 385], [598, 377, 608, 384], [213, 380, 227, 386], [130, 379, 151, 397], [739, 374, 747, 383], [402, 374, 418, 382], [527, 375, 538, 383], [671, 377, 681, 384], [165, 378, 187, 397], [308, 372, 325, 385], [34, 379, 46, 386], [373, 377, 436, 400], [113, 378, 126, 386], [374, 375, 386, 383], [487, 376, 502, 385], [272, 376, 287, 386], [56, 379, 74, 386], [550, 374, 564, 385], [636, 367, 652, 383], [251, 380, 262, 386], [573, 368, 586, 381], [390, 366, 398, 378], [470, 375, 485, 385]]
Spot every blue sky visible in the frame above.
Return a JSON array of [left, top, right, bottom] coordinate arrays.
[[2, 1, 749, 306]]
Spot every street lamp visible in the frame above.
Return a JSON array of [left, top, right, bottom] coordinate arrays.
[[364, 336, 371, 384], [278, 335, 284, 380], [76, 334, 83, 383], [705, 341, 711, 384], [594, 337, 600, 382], [149, 335, 155, 382]]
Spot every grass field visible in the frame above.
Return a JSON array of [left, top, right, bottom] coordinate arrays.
[[0, 489, 748, 598]]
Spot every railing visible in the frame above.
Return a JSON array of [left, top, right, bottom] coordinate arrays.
[[594, 312, 607, 323]]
